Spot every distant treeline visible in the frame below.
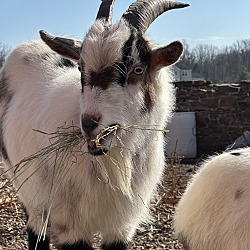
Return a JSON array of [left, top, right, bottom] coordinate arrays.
[[1, 39, 250, 83], [0, 43, 10, 68], [177, 39, 250, 83]]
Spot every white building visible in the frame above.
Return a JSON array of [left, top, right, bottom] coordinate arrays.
[[173, 66, 192, 82]]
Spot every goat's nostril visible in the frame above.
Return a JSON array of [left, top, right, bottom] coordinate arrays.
[[81, 114, 100, 135]]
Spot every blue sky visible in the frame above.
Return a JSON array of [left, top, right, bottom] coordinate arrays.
[[1, 0, 250, 49]]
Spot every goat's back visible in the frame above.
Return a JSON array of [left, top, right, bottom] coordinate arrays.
[[174, 147, 250, 250]]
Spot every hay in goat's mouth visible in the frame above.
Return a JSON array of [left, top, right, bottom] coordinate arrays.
[[95, 124, 119, 147], [0, 123, 168, 191]]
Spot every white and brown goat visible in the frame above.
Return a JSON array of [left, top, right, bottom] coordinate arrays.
[[0, 0, 188, 249]]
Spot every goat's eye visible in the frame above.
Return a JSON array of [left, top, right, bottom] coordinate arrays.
[[78, 66, 81, 72], [133, 66, 144, 75]]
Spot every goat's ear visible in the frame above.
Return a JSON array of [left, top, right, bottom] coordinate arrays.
[[39, 30, 82, 61], [151, 41, 183, 69]]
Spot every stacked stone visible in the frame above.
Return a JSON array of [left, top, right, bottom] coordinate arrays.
[[175, 80, 250, 155]]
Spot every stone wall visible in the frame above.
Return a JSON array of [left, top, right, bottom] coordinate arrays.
[[174, 80, 250, 156]]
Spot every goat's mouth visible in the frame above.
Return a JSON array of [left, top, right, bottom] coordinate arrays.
[[86, 124, 120, 156], [87, 139, 108, 156]]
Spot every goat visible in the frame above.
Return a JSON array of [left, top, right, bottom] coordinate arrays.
[[0, 0, 189, 249], [174, 147, 250, 250]]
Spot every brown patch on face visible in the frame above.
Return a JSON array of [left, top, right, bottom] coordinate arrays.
[[127, 67, 156, 113], [141, 73, 156, 113], [89, 66, 117, 90]]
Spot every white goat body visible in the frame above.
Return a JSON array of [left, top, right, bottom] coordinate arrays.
[[0, 1, 189, 249], [2, 38, 167, 246], [174, 147, 250, 250]]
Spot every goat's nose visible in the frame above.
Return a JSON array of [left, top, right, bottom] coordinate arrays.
[[81, 114, 100, 135]]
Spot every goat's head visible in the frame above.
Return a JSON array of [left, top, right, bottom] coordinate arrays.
[[40, 0, 189, 156]]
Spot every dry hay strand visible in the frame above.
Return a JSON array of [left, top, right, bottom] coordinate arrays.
[[0, 124, 85, 192]]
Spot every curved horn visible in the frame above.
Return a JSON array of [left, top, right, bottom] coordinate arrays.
[[122, 0, 189, 33], [96, 0, 116, 23]]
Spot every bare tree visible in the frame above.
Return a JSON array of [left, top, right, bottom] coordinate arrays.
[[177, 38, 250, 83], [0, 43, 10, 68]]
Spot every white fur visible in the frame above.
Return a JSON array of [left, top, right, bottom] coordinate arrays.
[[1, 19, 176, 247], [174, 147, 250, 250]]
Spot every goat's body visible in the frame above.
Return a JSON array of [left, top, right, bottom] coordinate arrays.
[[1, 38, 171, 246], [0, 1, 189, 248], [174, 147, 250, 250]]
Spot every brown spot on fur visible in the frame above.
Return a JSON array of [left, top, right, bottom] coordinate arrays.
[[53, 223, 69, 234], [141, 73, 156, 113], [89, 66, 117, 89], [177, 233, 191, 250], [235, 189, 244, 200]]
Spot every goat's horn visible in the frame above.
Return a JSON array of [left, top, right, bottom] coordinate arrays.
[[122, 0, 189, 33], [96, 0, 116, 23]]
